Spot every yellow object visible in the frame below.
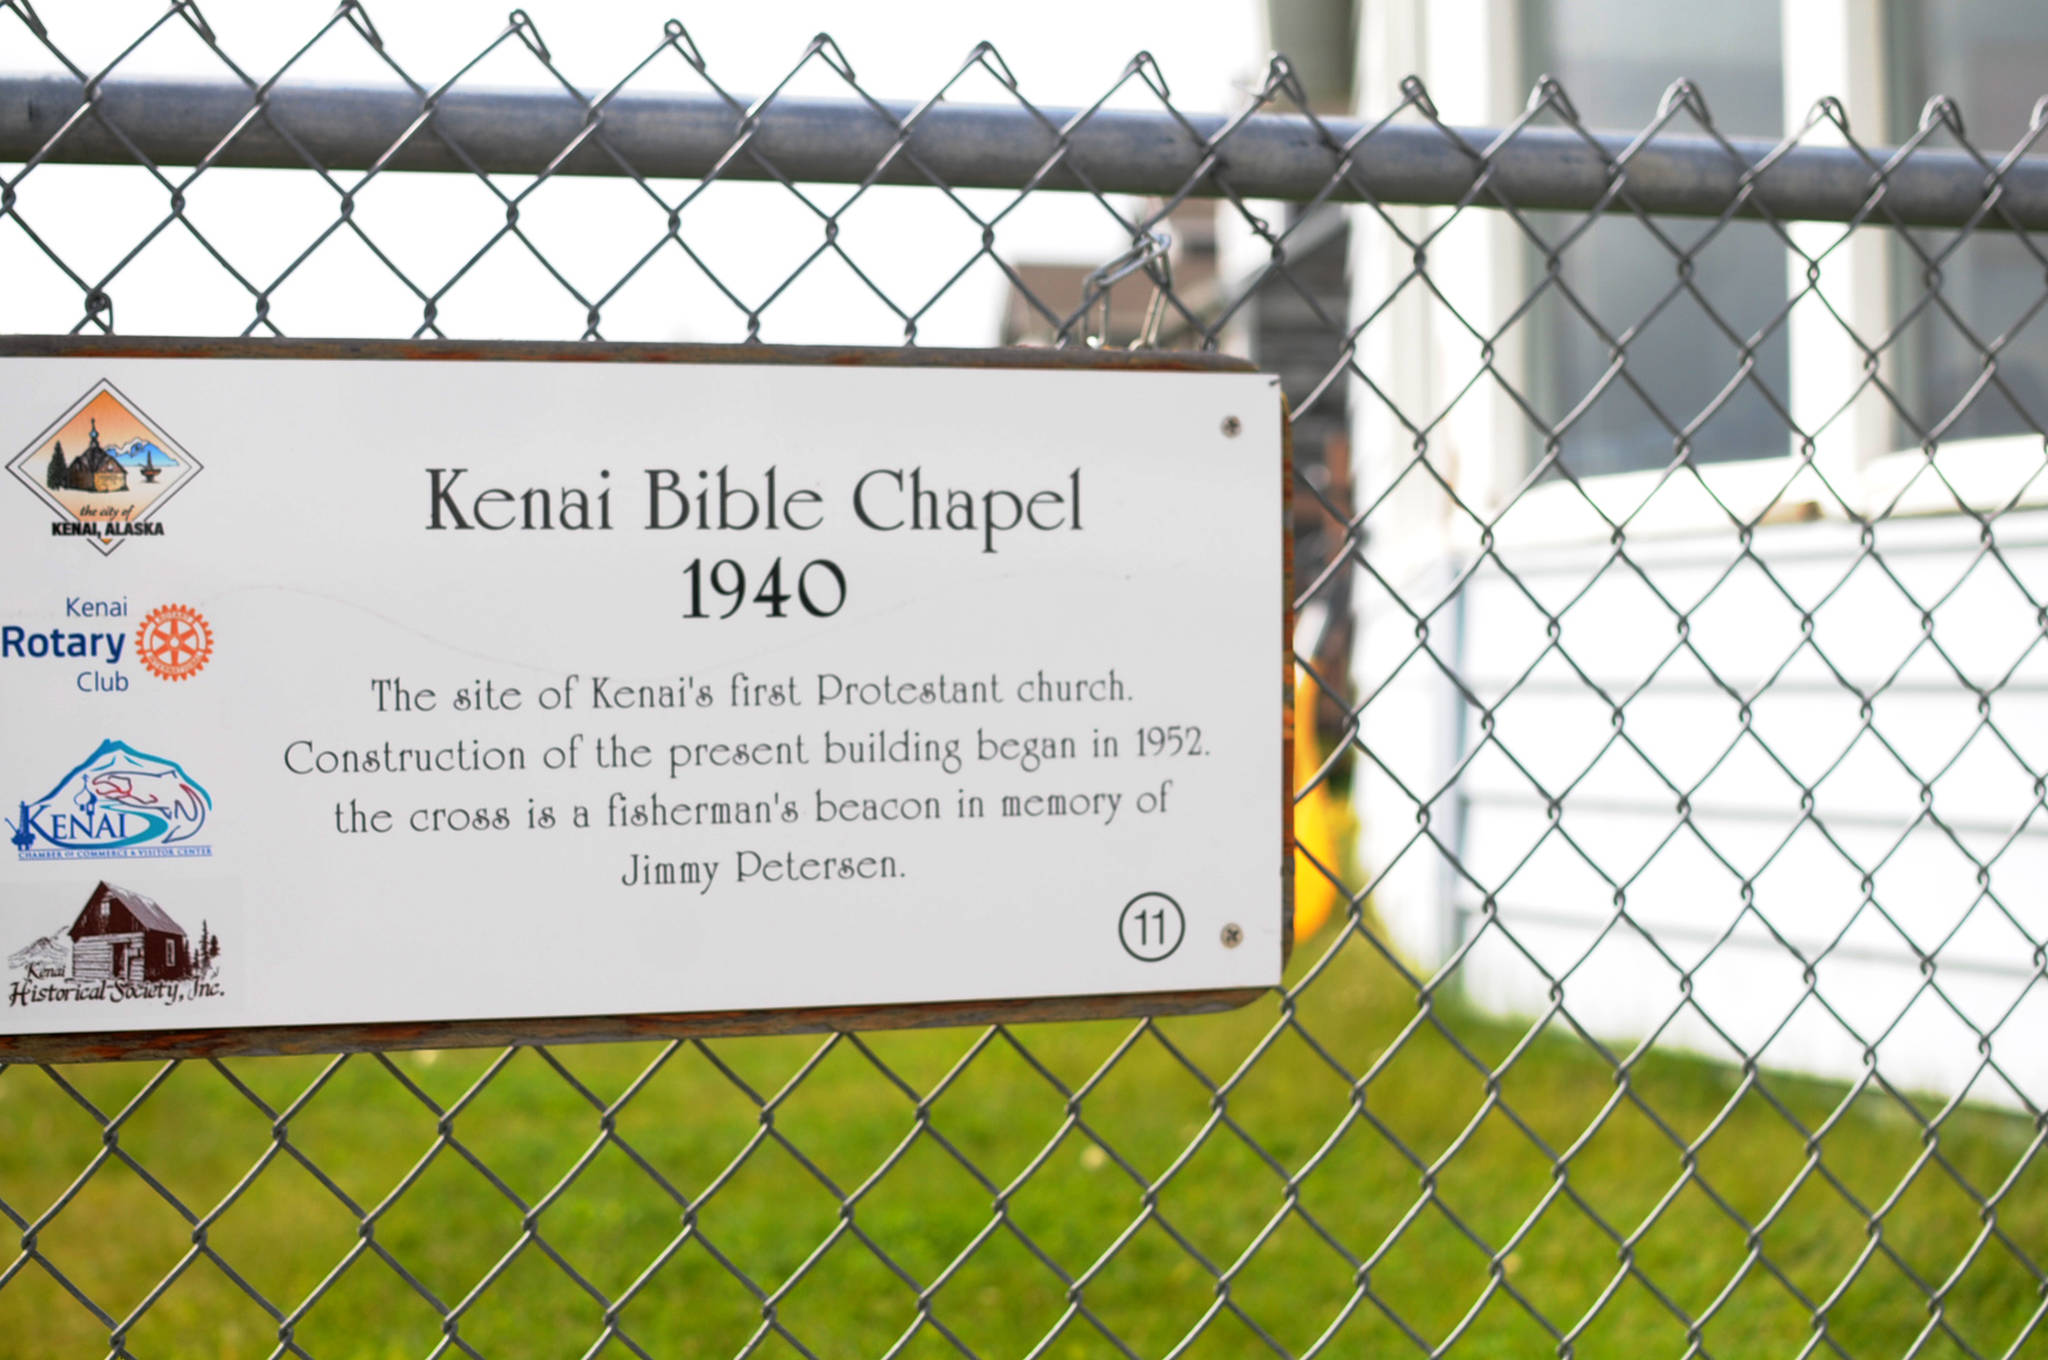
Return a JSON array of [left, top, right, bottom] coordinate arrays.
[[1292, 666, 1356, 945]]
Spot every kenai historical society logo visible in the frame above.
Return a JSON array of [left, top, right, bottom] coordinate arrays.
[[8, 880, 225, 1009], [6, 380, 203, 555], [8, 740, 213, 861]]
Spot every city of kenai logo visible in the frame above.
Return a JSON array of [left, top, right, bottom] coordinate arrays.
[[5, 379, 203, 555], [8, 740, 212, 860]]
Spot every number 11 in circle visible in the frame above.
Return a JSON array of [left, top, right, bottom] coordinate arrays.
[[1118, 892, 1185, 962]]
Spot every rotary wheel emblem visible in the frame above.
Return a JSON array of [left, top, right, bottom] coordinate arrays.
[[136, 604, 214, 681]]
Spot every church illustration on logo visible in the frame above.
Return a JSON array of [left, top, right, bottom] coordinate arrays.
[[47, 419, 131, 494]]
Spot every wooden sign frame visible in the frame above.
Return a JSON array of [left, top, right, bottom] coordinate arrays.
[[0, 336, 1292, 1063]]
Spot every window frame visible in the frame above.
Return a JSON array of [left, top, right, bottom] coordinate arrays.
[[1357, 0, 2048, 547]]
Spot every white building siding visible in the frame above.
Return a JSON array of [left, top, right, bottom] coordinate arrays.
[[1368, 510, 2048, 1109]]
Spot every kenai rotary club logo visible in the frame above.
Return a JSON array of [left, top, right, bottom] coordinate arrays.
[[135, 603, 213, 682], [6, 380, 203, 554]]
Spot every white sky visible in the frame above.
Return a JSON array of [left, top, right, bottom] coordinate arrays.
[[4, 0, 1269, 345]]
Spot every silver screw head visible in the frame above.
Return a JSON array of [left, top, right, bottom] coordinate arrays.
[[1220, 923, 1244, 948], [1221, 415, 1242, 437]]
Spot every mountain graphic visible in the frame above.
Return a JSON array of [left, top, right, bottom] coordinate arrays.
[[7, 925, 71, 974], [107, 438, 179, 469]]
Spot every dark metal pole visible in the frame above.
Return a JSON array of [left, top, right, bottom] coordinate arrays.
[[4, 74, 2045, 229]]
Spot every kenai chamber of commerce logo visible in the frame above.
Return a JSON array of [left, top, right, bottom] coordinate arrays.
[[5, 380, 204, 555], [8, 740, 213, 861]]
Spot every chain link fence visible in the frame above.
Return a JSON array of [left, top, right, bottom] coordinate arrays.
[[2, 2, 2045, 1356]]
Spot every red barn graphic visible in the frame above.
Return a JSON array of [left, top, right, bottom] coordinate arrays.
[[68, 881, 191, 983]]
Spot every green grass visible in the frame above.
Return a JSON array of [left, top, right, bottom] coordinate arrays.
[[1, 930, 2041, 1360]]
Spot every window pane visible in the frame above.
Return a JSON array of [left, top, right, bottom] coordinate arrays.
[[1886, 0, 2048, 445], [1521, 0, 1790, 477]]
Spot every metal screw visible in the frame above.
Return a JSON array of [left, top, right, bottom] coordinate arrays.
[[1221, 415, 1242, 437], [1220, 923, 1243, 948]]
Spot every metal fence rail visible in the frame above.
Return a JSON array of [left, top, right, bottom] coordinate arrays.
[[1, 2, 2044, 1358], [12, 70, 2048, 228]]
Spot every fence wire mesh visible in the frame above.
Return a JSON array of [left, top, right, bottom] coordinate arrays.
[[1, 3, 2045, 1358]]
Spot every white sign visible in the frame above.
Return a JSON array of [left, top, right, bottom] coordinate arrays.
[[0, 346, 1283, 1044]]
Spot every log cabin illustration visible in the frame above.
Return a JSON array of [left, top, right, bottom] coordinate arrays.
[[69, 881, 191, 983], [61, 420, 129, 494]]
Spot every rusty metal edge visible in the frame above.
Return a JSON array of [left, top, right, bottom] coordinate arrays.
[[0, 334, 1257, 373], [1280, 390, 1297, 971], [0, 988, 1270, 1064], [0, 334, 1280, 1063]]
